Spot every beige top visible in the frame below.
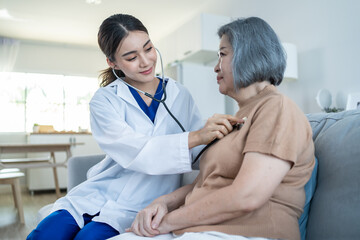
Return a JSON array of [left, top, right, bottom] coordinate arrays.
[[175, 85, 315, 240]]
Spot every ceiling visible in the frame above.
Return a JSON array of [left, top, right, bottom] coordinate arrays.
[[0, 0, 216, 48]]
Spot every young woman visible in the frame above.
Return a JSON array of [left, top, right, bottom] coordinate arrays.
[[27, 14, 240, 240], [121, 17, 315, 240]]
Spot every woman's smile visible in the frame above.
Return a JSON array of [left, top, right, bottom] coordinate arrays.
[[140, 67, 153, 75]]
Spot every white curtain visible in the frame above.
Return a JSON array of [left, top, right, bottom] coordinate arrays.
[[0, 37, 20, 72]]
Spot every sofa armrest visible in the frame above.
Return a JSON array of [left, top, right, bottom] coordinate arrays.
[[37, 154, 105, 224], [67, 154, 105, 191]]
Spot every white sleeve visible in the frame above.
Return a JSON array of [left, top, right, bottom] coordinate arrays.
[[89, 90, 195, 175]]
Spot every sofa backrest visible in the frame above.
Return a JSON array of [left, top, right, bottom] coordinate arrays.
[[306, 109, 360, 240], [67, 154, 105, 191]]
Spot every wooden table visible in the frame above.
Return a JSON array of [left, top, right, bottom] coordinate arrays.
[[0, 143, 79, 198]]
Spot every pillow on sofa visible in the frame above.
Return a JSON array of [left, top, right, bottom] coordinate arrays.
[[299, 157, 318, 240], [306, 110, 360, 240]]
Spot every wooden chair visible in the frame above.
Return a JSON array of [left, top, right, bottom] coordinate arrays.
[[0, 168, 25, 224]]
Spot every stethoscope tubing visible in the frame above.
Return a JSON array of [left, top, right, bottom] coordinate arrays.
[[111, 48, 186, 133], [110, 48, 243, 164]]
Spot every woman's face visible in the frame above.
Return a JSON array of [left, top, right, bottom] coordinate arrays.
[[214, 34, 235, 96], [110, 31, 157, 85]]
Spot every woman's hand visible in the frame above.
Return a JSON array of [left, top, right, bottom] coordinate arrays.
[[154, 215, 173, 235], [189, 114, 243, 148], [126, 202, 168, 237], [127, 184, 195, 236]]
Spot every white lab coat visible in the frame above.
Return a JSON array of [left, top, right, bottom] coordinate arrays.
[[52, 77, 203, 233]]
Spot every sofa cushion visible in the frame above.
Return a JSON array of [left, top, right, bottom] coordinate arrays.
[[306, 110, 360, 240]]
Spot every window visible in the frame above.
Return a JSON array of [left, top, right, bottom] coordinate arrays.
[[0, 72, 99, 132]]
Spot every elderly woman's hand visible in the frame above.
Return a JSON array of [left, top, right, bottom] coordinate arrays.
[[189, 114, 243, 148], [126, 201, 168, 237]]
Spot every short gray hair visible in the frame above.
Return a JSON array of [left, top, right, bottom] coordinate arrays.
[[217, 17, 286, 89]]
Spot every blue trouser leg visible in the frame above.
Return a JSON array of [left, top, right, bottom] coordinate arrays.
[[27, 210, 80, 240], [27, 210, 119, 240], [74, 221, 120, 240]]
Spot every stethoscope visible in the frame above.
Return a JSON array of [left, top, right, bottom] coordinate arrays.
[[112, 48, 245, 165], [111, 48, 186, 132], [113, 61, 204, 163]]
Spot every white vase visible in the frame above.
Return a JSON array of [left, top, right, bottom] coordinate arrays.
[[33, 126, 40, 133]]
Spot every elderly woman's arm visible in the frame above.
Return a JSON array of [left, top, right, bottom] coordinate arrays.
[[128, 182, 196, 237], [156, 152, 291, 234]]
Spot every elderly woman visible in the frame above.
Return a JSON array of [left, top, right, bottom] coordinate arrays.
[[117, 17, 315, 240]]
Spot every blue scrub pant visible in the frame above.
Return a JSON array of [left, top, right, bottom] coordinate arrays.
[[27, 210, 119, 240]]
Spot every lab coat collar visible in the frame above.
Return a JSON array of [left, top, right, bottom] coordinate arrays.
[[111, 79, 137, 109], [113, 78, 180, 129]]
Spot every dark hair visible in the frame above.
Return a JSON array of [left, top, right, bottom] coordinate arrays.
[[217, 17, 286, 89], [98, 14, 148, 87]]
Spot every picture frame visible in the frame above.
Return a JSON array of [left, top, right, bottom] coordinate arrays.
[[346, 92, 360, 110]]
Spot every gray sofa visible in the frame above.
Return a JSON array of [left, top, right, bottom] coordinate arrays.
[[39, 110, 360, 240]]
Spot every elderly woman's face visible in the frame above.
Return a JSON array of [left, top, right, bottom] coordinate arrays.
[[214, 34, 234, 96]]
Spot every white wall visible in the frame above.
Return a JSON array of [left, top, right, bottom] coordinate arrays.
[[200, 0, 360, 113], [173, 62, 226, 121], [13, 40, 107, 78]]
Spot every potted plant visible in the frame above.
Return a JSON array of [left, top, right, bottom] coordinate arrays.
[[33, 123, 40, 133]]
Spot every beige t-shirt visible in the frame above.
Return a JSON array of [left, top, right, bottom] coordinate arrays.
[[175, 85, 315, 240]]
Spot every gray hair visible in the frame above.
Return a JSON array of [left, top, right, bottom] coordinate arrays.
[[217, 17, 286, 89]]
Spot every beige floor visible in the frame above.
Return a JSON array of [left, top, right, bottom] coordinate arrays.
[[0, 187, 65, 240]]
